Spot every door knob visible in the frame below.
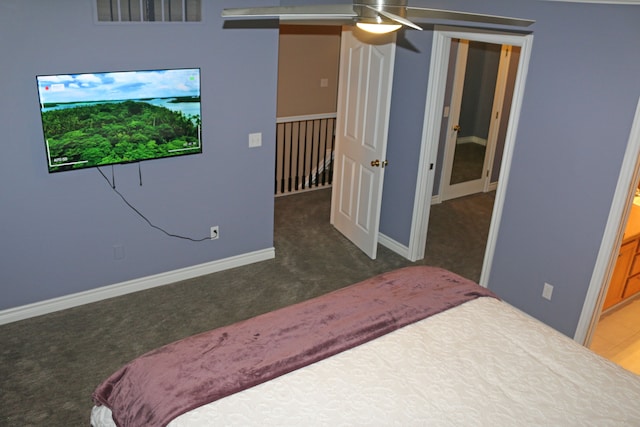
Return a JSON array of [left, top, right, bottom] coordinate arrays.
[[371, 159, 388, 168], [453, 124, 462, 132]]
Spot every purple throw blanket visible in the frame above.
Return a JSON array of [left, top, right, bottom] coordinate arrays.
[[93, 266, 497, 426]]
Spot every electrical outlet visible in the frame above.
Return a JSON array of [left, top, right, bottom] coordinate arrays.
[[542, 282, 554, 300], [210, 226, 219, 240]]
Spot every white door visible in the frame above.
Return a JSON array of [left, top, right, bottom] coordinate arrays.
[[330, 27, 396, 259], [441, 40, 509, 201]]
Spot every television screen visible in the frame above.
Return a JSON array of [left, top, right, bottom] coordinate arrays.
[[36, 68, 202, 173]]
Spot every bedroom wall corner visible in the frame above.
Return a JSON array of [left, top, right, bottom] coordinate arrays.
[[0, 0, 280, 314]]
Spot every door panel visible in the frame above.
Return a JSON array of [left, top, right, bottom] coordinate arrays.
[[330, 28, 396, 259], [338, 155, 356, 217], [356, 166, 375, 232]]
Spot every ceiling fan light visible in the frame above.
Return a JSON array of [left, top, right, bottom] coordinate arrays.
[[356, 22, 401, 34]]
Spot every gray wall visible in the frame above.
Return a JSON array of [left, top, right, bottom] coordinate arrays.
[[379, 0, 640, 337], [3, 0, 640, 340], [0, 0, 279, 309], [379, 30, 434, 245]]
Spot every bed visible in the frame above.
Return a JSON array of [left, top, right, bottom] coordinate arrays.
[[91, 266, 640, 426]]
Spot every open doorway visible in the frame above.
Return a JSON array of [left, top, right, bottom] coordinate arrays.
[[439, 40, 519, 202], [275, 25, 342, 197], [590, 175, 640, 373], [407, 28, 534, 290], [576, 98, 640, 347], [275, 25, 536, 284]]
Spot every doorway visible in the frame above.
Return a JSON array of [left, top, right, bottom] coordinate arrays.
[[440, 40, 518, 202], [275, 25, 536, 280], [576, 98, 640, 344], [406, 28, 534, 289]]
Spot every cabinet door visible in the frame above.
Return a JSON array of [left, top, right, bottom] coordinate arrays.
[[624, 251, 640, 298], [624, 274, 640, 298], [603, 241, 636, 310]]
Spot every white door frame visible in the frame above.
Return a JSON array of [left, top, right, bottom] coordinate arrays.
[[406, 27, 534, 289], [482, 44, 513, 193], [575, 97, 640, 344]]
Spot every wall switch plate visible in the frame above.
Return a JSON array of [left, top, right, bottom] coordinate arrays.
[[542, 282, 554, 300], [249, 132, 262, 148], [320, 78, 329, 87]]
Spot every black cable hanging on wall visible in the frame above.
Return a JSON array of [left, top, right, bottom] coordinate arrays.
[[97, 166, 210, 242]]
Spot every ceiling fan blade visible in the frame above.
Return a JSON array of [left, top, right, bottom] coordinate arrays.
[[222, 4, 357, 20], [366, 5, 422, 31], [406, 7, 534, 28]]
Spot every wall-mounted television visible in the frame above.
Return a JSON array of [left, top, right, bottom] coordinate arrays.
[[36, 68, 202, 173]]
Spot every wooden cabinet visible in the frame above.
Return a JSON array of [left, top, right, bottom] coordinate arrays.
[[603, 240, 636, 310], [624, 250, 640, 298], [603, 233, 640, 311]]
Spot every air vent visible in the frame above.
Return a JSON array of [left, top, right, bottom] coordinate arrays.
[[96, 0, 201, 22]]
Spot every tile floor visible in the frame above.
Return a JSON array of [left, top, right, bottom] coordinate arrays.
[[590, 298, 640, 375]]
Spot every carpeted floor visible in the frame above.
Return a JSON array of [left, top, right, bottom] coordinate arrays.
[[0, 188, 494, 426]]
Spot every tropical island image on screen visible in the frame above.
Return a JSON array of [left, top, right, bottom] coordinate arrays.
[[36, 68, 201, 173]]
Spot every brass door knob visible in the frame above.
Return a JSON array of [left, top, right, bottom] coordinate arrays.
[[453, 124, 462, 132], [371, 159, 388, 168]]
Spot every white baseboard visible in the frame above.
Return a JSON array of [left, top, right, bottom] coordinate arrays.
[[378, 232, 410, 258], [0, 248, 276, 325], [431, 184, 496, 205], [456, 136, 487, 146]]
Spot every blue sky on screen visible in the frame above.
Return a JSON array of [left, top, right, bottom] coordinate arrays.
[[37, 68, 200, 104]]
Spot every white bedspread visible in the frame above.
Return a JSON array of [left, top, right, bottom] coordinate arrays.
[[92, 297, 640, 426]]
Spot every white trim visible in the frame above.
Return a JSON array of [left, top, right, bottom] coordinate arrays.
[[408, 26, 534, 284], [575, 96, 640, 344], [0, 248, 275, 325], [456, 136, 488, 146], [276, 113, 337, 123], [378, 232, 410, 258]]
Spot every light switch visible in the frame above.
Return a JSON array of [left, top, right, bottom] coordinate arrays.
[[249, 132, 262, 148], [320, 78, 329, 88]]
